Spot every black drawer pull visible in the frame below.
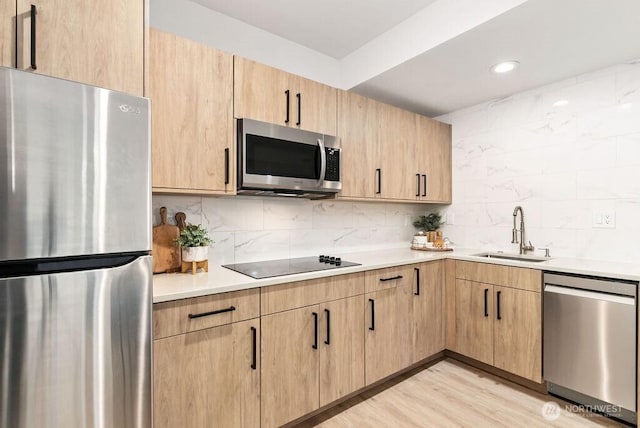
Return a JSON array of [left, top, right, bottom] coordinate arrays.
[[496, 291, 502, 320], [376, 168, 381, 194], [416, 173, 420, 197], [188, 306, 236, 319], [312, 312, 319, 349], [250, 326, 257, 370], [368, 299, 375, 331], [285, 90, 290, 124], [379, 275, 403, 282], [296, 92, 301, 126], [224, 147, 230, 185], [324, 309, 330, 345], [483, 289, 488, 317], [30, 5, 37, 70], [414, 268, 420, 296], [422, 174, 427, 197]]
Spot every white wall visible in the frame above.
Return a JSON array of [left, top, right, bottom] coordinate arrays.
[[149, 0, 341, 87], [437, 59, 640, 263], [153, 196, 424, 264]]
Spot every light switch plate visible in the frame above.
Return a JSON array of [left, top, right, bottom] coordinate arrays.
[[446, 212, 455, 225]]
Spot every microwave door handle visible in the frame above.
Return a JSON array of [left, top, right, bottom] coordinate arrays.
[[317, 138, 327, 186]]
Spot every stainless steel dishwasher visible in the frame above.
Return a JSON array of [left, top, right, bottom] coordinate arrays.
[[544, 272, 637, 424]]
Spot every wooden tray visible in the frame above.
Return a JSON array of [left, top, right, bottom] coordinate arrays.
[[411, 245, 453, 252]]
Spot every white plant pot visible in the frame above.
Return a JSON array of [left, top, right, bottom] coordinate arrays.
[[182, 246, 208, 262]]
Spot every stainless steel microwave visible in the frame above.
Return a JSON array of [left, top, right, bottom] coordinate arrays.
[[237, 119, 341, 199]]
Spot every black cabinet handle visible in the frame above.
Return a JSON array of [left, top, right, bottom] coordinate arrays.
[[414, 268, 420, 296], [375, 168, 381, 194], [284, 90, 290, 124], [324, 309, 330, 345], [422, 174, 427, 197], [296, 93, 301, 126], [312, 312, 318, 349], [379, 275, 403, 282], [188, 306, 236, 319], [496, 291, 502, 320], [416, 173, 420, 197], [483, 289, 488, 317], [224, 148, 230, 185], [30, 4, 37, 70], [368, 299, 375, 331], [250, 326, 257, 370]]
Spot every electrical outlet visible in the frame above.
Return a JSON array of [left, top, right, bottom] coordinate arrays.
[[592, 211, 615, 228]]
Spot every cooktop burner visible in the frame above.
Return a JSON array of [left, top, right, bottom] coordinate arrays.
[[222, 255, 360, 279]]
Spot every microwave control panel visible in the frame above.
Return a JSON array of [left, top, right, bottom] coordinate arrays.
[[325, 148, 340, 182]]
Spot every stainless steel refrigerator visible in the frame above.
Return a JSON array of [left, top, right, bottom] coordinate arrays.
[[0, 67, 152, 428]]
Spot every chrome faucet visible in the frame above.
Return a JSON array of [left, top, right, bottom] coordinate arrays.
[[512, 206, 534, 254]]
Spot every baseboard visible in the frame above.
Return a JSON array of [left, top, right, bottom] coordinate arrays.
[[444, 350, 547, 394], [286, 352, 447, 427]]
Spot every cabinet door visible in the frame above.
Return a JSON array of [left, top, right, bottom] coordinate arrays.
[[234, 57, 293, 127], [493, 286, 542, 382], [379, 105, 415, 201], [417, 115, 452, 202], [319, 296, 365, 407], [262, 306, 320, 428], [17, 0, 143, 95], [454, 279, 493, 365], [294, 75, 337, 135], [364, 286, 412, 385], [411, 261, 444, 363], [149, 29, 234, 193], [337, 91, 382, 199], [153, 319, 260, 428], [1, 1, 15, 67]]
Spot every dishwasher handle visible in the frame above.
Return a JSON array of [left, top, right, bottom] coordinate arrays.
[[545, 285, 635, 305]]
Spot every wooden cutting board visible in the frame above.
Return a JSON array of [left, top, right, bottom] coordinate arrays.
[[152, 207, 181, 274]]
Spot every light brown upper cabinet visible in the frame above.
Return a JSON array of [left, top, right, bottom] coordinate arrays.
[[1, 2, 14, 67], [149, 29, 234, 194], [338, 89, 452, 203], [6, 0, 144, 95], [234, 57, 337, 135], [337, 90, 383, 199], [415, 115, 452, 203]]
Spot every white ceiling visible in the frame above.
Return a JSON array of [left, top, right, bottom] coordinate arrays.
[[192, 0, 437, 59], [354, 0, 640, 116], [188, 0, 640, 116]]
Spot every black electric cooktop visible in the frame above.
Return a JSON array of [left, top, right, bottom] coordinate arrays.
[[222, 255, 360, 279]]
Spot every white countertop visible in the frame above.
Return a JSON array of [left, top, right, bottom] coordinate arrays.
[[153, 247, 640, 303]]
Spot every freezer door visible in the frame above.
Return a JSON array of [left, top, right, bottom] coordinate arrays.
[[0, 256, 152, 428], [0, 67, 150, 261]]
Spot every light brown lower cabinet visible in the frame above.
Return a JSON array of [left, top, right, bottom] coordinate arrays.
[[261, 297, 365, 428], [411, 261, 445, 363], [454, 278, 542, 382], [153, 318, 260, 428]]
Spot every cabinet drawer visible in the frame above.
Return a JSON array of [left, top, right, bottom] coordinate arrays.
[[261, 273, 364, 315], [365, 264, 416, 293], [153, 288, 260, 339], [455, 261, 541, 292]]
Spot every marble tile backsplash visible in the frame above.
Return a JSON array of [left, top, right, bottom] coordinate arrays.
[[437, 59, 640, 263], [152, 196, 424, 264]]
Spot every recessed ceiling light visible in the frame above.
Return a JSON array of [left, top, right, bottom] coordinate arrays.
[[552, 99, 569, 107], [491, 60, 519, 74], [619, 102, 633, 110]]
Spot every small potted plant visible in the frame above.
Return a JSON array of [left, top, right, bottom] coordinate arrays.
[[413, 212, 444, 242], [176, 223, 212, 262]]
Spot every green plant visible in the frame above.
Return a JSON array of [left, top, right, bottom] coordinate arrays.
[[413, 212, 444, 232], [175, 223, 212, 248]]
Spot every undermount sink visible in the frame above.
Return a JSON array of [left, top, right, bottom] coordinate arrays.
[[471, 252, 550, 263]]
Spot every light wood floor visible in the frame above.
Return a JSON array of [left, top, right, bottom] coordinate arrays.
[[300, 359, 624, 427]]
